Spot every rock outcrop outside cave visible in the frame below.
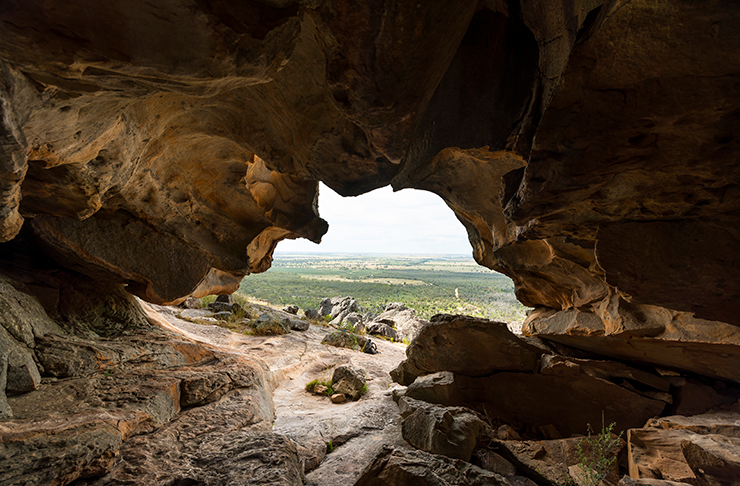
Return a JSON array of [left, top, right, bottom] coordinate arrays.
[[1, 0, 740, 484]]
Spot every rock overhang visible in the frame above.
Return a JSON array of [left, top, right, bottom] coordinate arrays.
[[0, 0, 737, 326]]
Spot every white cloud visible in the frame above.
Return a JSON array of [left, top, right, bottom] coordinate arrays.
[[276, 183, 472, 255]]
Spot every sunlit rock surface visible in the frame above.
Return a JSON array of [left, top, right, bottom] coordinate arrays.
[[1, 1, 740, 484]]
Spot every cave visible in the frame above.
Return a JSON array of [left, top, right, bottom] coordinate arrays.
[[1, 0, 739, 485]]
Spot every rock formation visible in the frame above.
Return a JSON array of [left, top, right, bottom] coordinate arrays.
[[1, 0, 739, 484]]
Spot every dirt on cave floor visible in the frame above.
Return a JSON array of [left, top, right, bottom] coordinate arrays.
[[147, 302, 409, 486]]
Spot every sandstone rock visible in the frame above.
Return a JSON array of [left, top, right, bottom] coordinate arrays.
[[215, 294, 235, 304], [366, 321, 399, 341], [332, 365, 366, 401], [627, 428, 703, 483], [494, 434, 623, 486], [180, 296, 202, 309], [664, 376, 740, 417], [304, 309, 319, 321], [320, 297, 359, 324], [619, 477, 694, 486], [289, 319, 310, 332], [283, 304, 299, 315], [370, 303, 428, 341], [354, 445, 511, 486], [253, 313, 290, 335], [321, 330, 374, 353], [456, 355, 668, 438], [392, 314, 543, 386], [625, 411, 740, 485], [0, 324, 40, 394], [495, 425, 522, 441], [0, 410, 149, 486], [524, 305, 740, 385], [213, 311, 233, 320], [405, 371, 464, 407], [681, 434, 740, 486], [331, 393, 347, 404], [0, 352, 11, 419], [471, 449, 517, 476], [399, 397, 489, 462], [313, 384, 328, 396], [341, 312, 365, 333]]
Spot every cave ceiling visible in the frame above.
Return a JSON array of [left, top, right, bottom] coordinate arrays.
[[0, 0, 738, 326]]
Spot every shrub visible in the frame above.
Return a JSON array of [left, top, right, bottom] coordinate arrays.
[[573, 418, 623, 486], [305, 378, 334, 396]]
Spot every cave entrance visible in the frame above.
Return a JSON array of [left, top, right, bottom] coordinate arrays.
[[238, 183, 528, 327]]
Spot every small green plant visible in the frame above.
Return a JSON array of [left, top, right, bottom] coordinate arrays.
[[360, 383, 369, 396], [402, 337, 410, 345], [573, 416, 623, 486], [103, 370, 113, 377], [305, 378, 334, 396], [326, 441, 334, 453]]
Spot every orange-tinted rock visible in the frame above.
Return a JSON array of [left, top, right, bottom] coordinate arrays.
[[524, 304, 740, 384], [627, 412, 740, 484], [391, 314, 543, 386]]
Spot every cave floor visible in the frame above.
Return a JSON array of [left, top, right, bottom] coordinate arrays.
[[148, 303, 409, 485]]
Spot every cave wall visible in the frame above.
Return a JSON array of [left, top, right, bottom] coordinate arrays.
[[0, 0, 738, 328]]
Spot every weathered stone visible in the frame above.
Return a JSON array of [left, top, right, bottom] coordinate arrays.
[[304, 309, 319, 321], [213, 310, 232, 321], [366, 321, 399, 341], [341, 312, 365, 333], [321, 330, 371, 352], [283, 304, 299, 315], [681, 434, 740, 486], [354, 445, 511, 486], [399, 397, 488, 462], [371, 303, 428, 341], [319, 297, 359, 324], [392, 314, 543, 386], [253, 313, 290, 335], [471, 449, 517, 476], [331, 393, 347, 404], [495, 435, 623, 486], [456, 355, 667, 438], [628, 428, 702, 483], [619, 477, 694, 486], [215, 294, 234, 304], [0, 352, 11, 419], [626, 412, 740, 484], [332, 365, 366, 401], [524, 305, 740, 384], [665, 376, 740, 417], [180, 297, 202, 309], [405, 371, 464, 406], [289, 319, 310, 332]]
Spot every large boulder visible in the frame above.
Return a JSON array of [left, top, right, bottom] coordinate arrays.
[[370, 303, 428, 341], [392, 314, 544, 386], [354, 445, 511, 486], [366, 321, 399, 341], [332, 365, 367, 401], [494, 434, 624, 486], [524, 305, 740, 384], [627, 412, 740, 484], [456, 355, 669, 438], [398, 396, 489, 462], [319, 297, 359, 324]]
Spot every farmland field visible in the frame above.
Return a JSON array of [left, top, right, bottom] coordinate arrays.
[[237, 253, 529, 324]]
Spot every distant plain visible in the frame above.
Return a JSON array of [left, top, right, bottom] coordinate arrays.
[[238, 253, 528, 324]]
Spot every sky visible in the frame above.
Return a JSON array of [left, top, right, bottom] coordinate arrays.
[[275, 183, 473, 255]]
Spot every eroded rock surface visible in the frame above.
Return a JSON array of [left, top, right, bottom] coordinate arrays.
[[1, 1, 740, 485]]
